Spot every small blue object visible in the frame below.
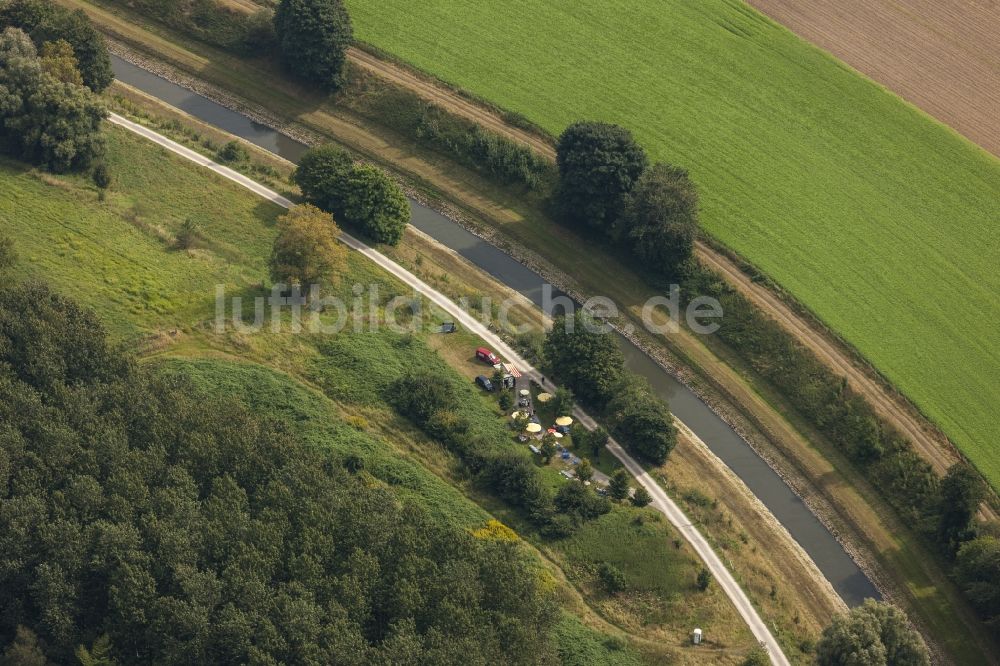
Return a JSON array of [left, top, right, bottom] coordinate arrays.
[[561, 451, 570, 460]]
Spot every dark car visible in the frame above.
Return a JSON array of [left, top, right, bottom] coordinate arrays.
[[475, 375, 494, 392], [555, 425, 571, 435]]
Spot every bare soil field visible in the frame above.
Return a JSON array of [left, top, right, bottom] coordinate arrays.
[[747, 0, 1000, 157]]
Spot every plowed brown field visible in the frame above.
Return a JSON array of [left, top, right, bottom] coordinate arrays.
[[747, 0, 1000, 157]]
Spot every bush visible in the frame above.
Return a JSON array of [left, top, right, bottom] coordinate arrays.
[[631, 486, 653, 508], [216, 139, 249, 164], [174, 217, 201, 250], [598, 562, 627, 595], [954, 536, 1000, 635], [816, 600, 929, 666], [273, 0, 351, 91], [696, 567, 712, 591]]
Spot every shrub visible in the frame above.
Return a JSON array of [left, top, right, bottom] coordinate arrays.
[[696, 568, 712, 591], [174, 217, 201, 250], [816, 600, 929, 666], [631, 486, 653, 508], [598, 562, 627, 595], [91, 162, 111, 189], [216, 139, 249, 164]]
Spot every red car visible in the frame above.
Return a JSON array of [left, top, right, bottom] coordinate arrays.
[[476, 347, 500, 365]]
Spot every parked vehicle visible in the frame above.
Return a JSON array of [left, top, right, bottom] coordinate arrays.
[[475, 375, 494, 391], [440, 321, 457, 333], [475, 347, 500, 365]]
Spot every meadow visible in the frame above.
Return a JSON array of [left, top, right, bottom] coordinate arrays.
[[0, 123, 761, 663], [345, 0, 1000, 487]]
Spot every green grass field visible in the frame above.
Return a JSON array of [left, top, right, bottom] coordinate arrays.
[[345, 0, 1000, 487]]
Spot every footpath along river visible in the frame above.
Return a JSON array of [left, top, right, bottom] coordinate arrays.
[[111, 56, 878, 605]]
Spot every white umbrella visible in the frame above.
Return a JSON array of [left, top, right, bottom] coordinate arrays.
[[519, 389, 530, 397], [555, 416, 573, 426], [510, 410, 529, 420], [553, 432, 564, 439]]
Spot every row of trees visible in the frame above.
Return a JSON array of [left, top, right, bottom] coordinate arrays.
[[0, 282, 558, 664], [543, 311, 677, 464], [294, 144, 410, 245], [0, 2, 111, 174], [555, 121, 699, 279]]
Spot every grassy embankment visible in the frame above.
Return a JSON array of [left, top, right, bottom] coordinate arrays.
[[57, 3, 1000, 660], [0, 121, 777, 663]]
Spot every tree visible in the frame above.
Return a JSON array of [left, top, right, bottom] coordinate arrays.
[[576, 459, 594, 483], [554, 482, 610, 522], [293, 144, 354, 213], [91, 162, 110, 190], [498, 390, 513, 411], [39, 39, 81, 85], [0, 28, 107, 173], [937, 463, 985, 555], [619, 163, 699, 278], [631, 486, 652, 508], [543, 311, 624, 405], [174, 218, 201, 250], [269, 204, 347, 288], [1, 626, 47, 666], [341, 164, 409, 246], [816, 600, 930, 666], [273, 0, 352, 91], [607, 376, 677, 465], [555, 121, 647, 232], [590, 426, 609, 458], [75, 635, 115, 666], [540, 434, 557, 463], [696, 568, 712, 591], [954, 536, 1000, 633], [608, 469, 630, 501], [550, 386, 574, 416], [0, 0, 114, 92], [598, 563, 627, 595]]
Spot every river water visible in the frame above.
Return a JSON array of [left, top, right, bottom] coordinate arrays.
[[111, 56, 878, 605]]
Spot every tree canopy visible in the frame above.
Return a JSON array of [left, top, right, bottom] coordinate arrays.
[[937, 463, 985, 555], [0, 28, 106, 173], [0, 282, 558, 664], [620, 162, 699, 278], [954, 536, 1000, 636], [269, 203, 347, 288], [0, 0, 113, 92], [273, 0, 352, 91], [543, 311, 624, 405], [607, 375, 677, 465], [816, 600, 930, 666], [555, 121, 647, 231], [293, 143, 353, 213], [341, 164, 410, 246]]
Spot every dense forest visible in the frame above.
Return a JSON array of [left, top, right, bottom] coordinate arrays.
[[0, 282, 557, 664]]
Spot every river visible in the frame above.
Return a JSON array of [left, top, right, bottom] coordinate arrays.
[[111, 56, 878, 605]]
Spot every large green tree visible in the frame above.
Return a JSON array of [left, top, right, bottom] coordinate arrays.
[[607, 375, 676, 465], [555, 121, 647, 232], [816, 600, 930, 666], [273, 0, 352, 91], [543, 311, 624, 405], [293, 143, 354, 213], [0, 282, 558, 664], [0, 0, 113, 92], [620, 162, 699, 278], [341, 164, 409, 246], [955, 536, 1000, 634], [0, 28, 106, 173], [269, 203, 347, 288], [937, 463, 985, 555]]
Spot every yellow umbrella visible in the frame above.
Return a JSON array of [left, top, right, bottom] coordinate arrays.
[[536, 392, 553, 403], [511, 410, 529, 420], [555, 416, 573, 426], [525, 423, 542, 433]]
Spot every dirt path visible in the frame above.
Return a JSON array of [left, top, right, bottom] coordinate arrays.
[[746, 0, 1000, 157], [349, 47, 989, 515], [347, 47, 557, 158]]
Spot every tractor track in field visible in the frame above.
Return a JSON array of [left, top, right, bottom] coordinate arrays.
[[348, 43, 996, 520]]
